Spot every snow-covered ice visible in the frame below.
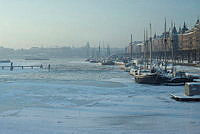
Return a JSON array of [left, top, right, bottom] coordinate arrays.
[[0, 58, 200, 134]]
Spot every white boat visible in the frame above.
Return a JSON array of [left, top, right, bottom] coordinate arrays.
[[129, 66, 140, 76]]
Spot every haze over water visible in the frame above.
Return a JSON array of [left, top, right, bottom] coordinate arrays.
[[0, 58, 200, 134], [0, 0, 200, 48]]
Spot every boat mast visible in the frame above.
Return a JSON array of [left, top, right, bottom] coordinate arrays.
[[150, 23, 152, 69], [144, 28, 146, 67], [171, 22, 174, 70], [107, 44, 110, 57], [130, 34, 133, 60], [146, 28, 149, 68], [164, 18, 167, 71], [98, 41, 101, 58]]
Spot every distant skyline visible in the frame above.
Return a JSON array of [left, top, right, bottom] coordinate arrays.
[[0, 0, 199, 49]]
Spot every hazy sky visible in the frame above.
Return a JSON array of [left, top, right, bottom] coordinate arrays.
[[0, 0, 199, 49]]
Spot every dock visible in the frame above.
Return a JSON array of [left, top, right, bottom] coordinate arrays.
[[0, 65, 42, 69], [170, 94, 200, 102], [0, 63, 51, 71], [170, 82, 200, 102]]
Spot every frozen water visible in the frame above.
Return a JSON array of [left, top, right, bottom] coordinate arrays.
[[0, 58, 200, 134]]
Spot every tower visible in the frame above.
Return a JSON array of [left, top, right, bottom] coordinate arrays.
[[171, 24, 178, 51], [182, 21, 188, 33]]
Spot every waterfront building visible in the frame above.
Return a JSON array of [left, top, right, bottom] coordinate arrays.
[[126, 19, 200, 63], [152, 19, 200, 53], [179, 19, 200, 50]]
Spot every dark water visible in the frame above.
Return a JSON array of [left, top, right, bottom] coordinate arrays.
[[0, 58, 200, 134]]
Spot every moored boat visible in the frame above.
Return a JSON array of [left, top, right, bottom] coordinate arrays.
[[89, 58, 99, 63], [101, 60, 115, 65], [135, 72, 170, 84], [165, 71, 194, 84]]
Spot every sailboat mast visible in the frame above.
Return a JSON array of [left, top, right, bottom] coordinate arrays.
[[107, 44, 110, 57], [130, 34, 133, 59], [150, 23, 152, 69], [164, 18, 167, 71], [146, 28, 148, 68], [98, 41, 101, 58], [171, 23, 174, 69], [144, 29, 146, 64]]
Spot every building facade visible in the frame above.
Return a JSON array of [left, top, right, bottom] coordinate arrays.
[[126, 19, 200, 61]]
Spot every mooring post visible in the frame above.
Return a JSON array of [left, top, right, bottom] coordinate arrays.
[[10, 62, 13, 71], [40, 64, 43, 69], [22, 66, 24, 69], [48, 64, 50, 71]]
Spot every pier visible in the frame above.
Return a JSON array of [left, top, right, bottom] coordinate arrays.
[[0, 63, 50, 71]]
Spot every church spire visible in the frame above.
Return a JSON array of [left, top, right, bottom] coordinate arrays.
[[172, 23, 177, 34], [182, 21, 188, 33]]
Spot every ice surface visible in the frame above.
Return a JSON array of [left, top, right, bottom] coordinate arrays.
[[0, 58, 200, 134]]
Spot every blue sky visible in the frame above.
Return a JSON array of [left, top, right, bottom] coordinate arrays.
[[0, 0, 199, 48]]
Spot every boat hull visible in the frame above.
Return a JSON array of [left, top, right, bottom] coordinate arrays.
[[166, 77, 194, 83], [101, 61, 115, 65], [135, 74, 168, 84]]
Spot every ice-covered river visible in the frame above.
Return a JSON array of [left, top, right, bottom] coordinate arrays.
[[0, 58, 200, 134]]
